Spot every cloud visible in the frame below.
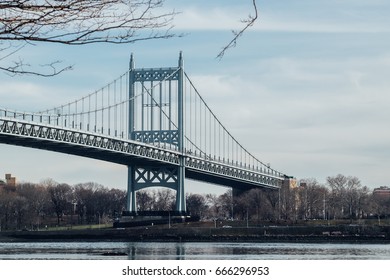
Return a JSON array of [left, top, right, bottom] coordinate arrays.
[[172, 3, 390, 33], [0, 82, 47, 109], [183, 50, 390, 186], [0, 82, 71, 111]]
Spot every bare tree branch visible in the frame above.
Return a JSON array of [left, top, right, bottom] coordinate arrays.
[[0, 58, 73, 77], [216, 0, 258, 59], [1, 1, 261, 75], [0, 0, 177, 76]]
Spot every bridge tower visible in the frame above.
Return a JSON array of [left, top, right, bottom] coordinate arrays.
[[126, 52, 186, 213]]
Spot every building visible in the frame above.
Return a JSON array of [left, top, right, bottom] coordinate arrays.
[[373, 186, 390, 200], [0, 173, 16, 187], [5, 173, 16, 186], [283, 176, 298, 189]]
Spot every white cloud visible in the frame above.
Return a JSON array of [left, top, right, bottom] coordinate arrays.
[[181, 50, 390, 187], [173, 4, 390, 33], [0, 81, 74, 111]]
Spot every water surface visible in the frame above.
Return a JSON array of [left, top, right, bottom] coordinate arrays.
[[1, 242, 390, 260]]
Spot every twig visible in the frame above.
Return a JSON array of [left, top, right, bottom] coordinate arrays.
[[216, 0, 258, 59]]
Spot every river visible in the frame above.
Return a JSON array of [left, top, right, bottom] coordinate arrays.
[[0, 242, 390, 260]]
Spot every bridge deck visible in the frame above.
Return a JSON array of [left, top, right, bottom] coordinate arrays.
[[0, 118, 284, 190]]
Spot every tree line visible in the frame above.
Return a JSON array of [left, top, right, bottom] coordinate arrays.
[[172, 174, 389, 223], [0, 179, 126, 230], [0, 174, 389, 230]]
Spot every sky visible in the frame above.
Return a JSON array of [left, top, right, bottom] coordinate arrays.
[[1, 0, 390, 193]]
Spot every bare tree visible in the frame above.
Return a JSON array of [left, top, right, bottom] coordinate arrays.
[[344, 176, 362, 219], [204, 193, 222, 220], [297, 179, 327, 220], [279, 181, 296, 220], [355, 185, 370, 219], [326, 174, 370, 220], [370, 193, 390, 223], [73, 183, 94, 224], [106, 188, 126, 218], [47, 182, 72, 225], [218, 190, 234, 219], [0, 186, 18, 230], [136, 190, 154, 211], [16, 182, 50, 229], [154, 188, 175, 211], [0, 0, 176, 76], [186, 193, 208, 218], [327, 174, 348, 219]]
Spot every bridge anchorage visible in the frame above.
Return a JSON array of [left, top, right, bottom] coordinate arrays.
[[0, 52, 290, 224]]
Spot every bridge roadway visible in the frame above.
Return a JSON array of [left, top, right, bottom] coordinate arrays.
[[0, 117, 284, 190]]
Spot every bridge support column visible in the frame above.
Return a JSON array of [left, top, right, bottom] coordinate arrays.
[[175, 159, 186, 212], [175, 51, 186, 213], [125, 164, 186, 214], [126, 165, 137, 212]]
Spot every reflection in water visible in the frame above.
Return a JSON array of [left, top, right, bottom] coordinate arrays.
[[0, 242, 390, 260], [128, 244, 136, 260], [127, 242, 186, 260], [176, 243, 185, 260], [126, 243, 390, 260]]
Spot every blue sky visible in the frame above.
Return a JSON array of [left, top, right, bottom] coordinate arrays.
[[1, 0, 390, 193]]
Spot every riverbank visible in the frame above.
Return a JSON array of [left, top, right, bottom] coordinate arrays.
[[1, 224, 390, 243]]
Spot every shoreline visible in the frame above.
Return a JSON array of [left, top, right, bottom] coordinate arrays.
[[1, 224, 390, 244]]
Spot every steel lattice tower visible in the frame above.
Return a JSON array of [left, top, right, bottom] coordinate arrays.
[[126, 52, 186, 213]]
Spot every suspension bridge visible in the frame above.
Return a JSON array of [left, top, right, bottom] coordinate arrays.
[[0, 53, 289, 214]]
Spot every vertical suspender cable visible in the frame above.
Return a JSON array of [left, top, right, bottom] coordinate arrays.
[[141, 81, 145, 132], [95, 91, 97, 133], [114, 80, 117, 137], [150, 81, 153, 132], [88, 95, 91, 131], [101, 88, 104, 134], [108, 84, 111, 135], [120, 76, 123, 137], [159, 82, 162, 132], [168, 79, 171, 133]]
